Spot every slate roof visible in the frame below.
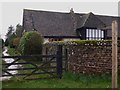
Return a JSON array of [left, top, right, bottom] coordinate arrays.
[[23, 9, 120, 37]]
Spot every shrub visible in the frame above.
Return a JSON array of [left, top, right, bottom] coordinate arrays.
[[13, 37, 21, 48], [18, 31, 43, 55]]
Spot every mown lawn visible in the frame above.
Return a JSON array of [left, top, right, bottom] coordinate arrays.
[[2, 47, 120, 88]]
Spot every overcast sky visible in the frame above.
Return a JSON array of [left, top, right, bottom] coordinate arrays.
[[0, 1, 119, 40]]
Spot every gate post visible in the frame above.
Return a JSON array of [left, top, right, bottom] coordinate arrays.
[[56, 45, 63, 79]]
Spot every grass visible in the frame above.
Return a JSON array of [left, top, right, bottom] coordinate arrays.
[[2, 47, 120, 88], [2, 72, 120, 88]]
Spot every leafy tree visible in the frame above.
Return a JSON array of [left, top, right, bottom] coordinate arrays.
[[5, 25, 15, 47], [15, 24, 23, 37], [8, 33, 17, 48], [0, 38, 4, 49], [5, 38, 9, 46], [6, 25, 14, 38]]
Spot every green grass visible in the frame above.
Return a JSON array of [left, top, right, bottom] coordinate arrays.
[[2, 72, 120, 88]]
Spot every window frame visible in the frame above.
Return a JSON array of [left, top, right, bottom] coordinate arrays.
[[86, 29, 104, 40]]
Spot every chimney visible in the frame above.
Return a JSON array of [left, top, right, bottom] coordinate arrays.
[[70, 8, 74, 13], [70, 8, 77, 31]]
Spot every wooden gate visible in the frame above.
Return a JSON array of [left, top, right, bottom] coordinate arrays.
[[2, 45, 63, 80]]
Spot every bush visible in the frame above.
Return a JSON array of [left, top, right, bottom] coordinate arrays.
[[18, 31, 43, 55], [13, 37, 21, 48]]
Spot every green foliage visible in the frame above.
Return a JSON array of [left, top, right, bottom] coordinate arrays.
[[5, 25, 17, 47], [70, 40, 113, 44], [8, 47, 20, 56], [7, 33, 17, 48], [6, 25, 14, 38], [15, 24, 23, 37], [46, 40, 115, 46], [0, 38, 4, 48], [13, 37, 21, 48], [18, 31, 43, 55], [5, 38, 9, 46]]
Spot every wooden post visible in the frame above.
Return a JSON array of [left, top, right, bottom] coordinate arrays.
[[56, 45, 63, 79], [112, 20, 118, 89]]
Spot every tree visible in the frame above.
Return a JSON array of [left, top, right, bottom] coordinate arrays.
[[8, 33, 17, 48], [15, 24, 23, 37], [5, 38, 9, 46], [6, 25, 14, 38], [5, 25, 14, 46], [0, 37, 4, 49]]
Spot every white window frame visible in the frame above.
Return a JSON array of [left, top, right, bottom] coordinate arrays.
[[86, 29, 104, 40]]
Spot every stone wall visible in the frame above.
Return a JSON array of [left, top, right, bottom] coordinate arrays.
[[43, 41, 120, 74], [67, 43, 120, 74]]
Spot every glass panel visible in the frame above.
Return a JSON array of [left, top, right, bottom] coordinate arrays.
[[86, 29, 88, 40], [99, 30, 101, 37], [92, 29, 95, 40], [89, 29, 92, 40], [86, 29, 88, 37], [101, 30, 104, 38], [96, 29, 100, 40], [86, 29, 104, 40]]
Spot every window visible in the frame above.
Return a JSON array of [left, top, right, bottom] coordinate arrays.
[[86, 29, 104, 40]]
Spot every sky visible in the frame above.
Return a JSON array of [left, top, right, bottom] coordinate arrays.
[[0, 1, 120, 40]]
